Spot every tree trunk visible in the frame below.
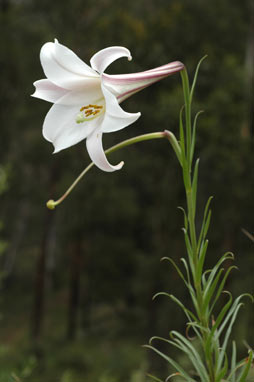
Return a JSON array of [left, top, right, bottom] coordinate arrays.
[[31, 166, 59, 341], [244, 0, 254, 137], [31, 209, 55, 340], [67, 237, 83, 341]]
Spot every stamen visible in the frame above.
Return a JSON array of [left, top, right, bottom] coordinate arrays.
[[76, 104, 104, 124], [80, 106, 90, 111]]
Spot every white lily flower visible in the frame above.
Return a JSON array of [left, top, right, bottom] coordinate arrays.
[[32, 39, 184, 172]]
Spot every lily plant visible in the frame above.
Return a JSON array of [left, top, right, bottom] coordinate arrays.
[[32, 39, 183, 172], [33, 41, 253, 381], [144, 61, 253, 382]]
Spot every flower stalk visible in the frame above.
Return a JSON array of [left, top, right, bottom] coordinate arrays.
[[46, 131, 170, 209]]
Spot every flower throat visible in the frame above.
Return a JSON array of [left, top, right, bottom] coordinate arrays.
[[76, 104, 103, 124]]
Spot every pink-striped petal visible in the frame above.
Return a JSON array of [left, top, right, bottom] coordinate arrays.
[[143, 61, 184, 73], [90, 46, 132, 74], [102, 61, 184, 102], [86, 130, 124, 172]]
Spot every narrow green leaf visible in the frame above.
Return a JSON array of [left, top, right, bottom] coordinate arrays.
[[152, 292, 198, 321], [180, 69, 192, 167], [149, 336, 180, 349], [171, 336, 208, 382], [192, 158, 200, 216], [190, 111, 203, 164], [216, 294, 253, 341], [203, 210, 212, 241], [152, 291, 171, 301], [203, 252, 234, 292], [160, 257, 190, 290], [182, 158, 189, 191], [186, 322, 204, 342], [190, 55, 208, 103], [165, 130, 183, 166], [178, 206, 188, 230], [165, 372, 187, 382], [168, 294, 199, 322], [215, 352, 228, 382], [150, 334, 206, 376], [146, 373, 164, 382], [205, 292, 232, 359], [216, 302, 247, 371], [144, 345, 196, 382], [180, 258, 191, 285], [230, 341, 237, 382], [212, 324, 221, 368], [212, 292, 233, 335], [209, 265, 238, 316], [197, 196, 213, 253], [177, 259, 199, 316], [202, 268, 225, 315], [237, 350, 253, 382], [214, 294, 253, 375], [196, 239, 209, 284], [186, 321, 209, 333], [162, 334, 205, 375], [170, 331, 210, 382], [202, 270, 210, 288], [182, 228, 195, 275], [228, 355, 250, 381]]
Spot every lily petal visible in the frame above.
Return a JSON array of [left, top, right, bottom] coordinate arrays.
[[32, 79, 69, 103], [40, 40, 99, 90], [102, 61, 184, 102], [54, 83, 103, 106], [100, 83, 141, 133], [43, 103, 103, 153], [86, 130, 124, 172], [90, 46, 132, 74], [34, 40, 184, 173]]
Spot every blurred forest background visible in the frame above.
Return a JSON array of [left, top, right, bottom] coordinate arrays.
[[0, 0, 253, 381]]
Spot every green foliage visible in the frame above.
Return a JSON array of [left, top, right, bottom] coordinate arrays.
[[145, 63, 253, 382]]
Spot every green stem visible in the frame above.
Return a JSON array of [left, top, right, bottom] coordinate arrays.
[[186, 152, 215, 382], [46, 131, 168, 209], [180, 69, 192, 170], [180, 68, 216, 382], [186, 188, 197, 253], [180, 69, 198, 273]]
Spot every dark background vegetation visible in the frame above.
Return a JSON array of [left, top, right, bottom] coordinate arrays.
[[0, 0, 253, 381]]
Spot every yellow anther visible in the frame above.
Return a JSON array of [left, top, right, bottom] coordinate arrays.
[[80, 106, 90, 111], [76, 104, 104, 124]]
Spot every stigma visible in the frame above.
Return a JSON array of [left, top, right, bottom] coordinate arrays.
[[76, 104, 103, 124]]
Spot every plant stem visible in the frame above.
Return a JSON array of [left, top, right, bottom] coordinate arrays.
[[181, 69, 192, 170], [180, 68, 216, 382]]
